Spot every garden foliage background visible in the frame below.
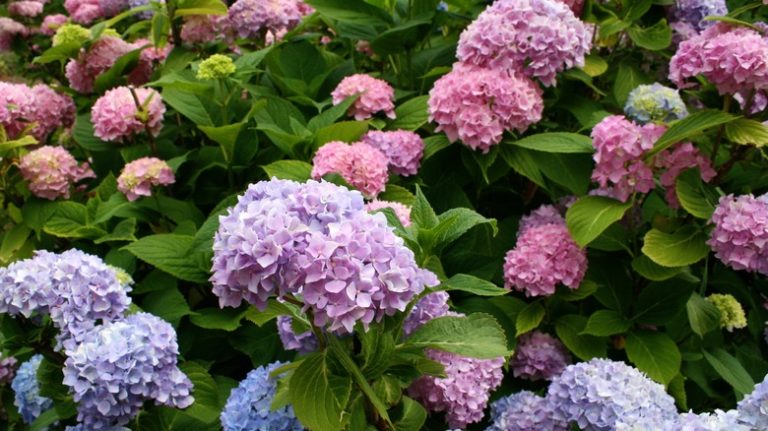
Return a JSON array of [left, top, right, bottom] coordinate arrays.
[[2, 0, 768, 429]]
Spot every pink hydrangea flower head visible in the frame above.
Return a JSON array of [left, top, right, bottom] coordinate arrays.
[[361, 130, 424, 176], [9, 1, 44, 18], [64, 0, 103, 24], [311, 141, 389, 198], [40, 14, 68, 36], [181, 14, 232, 45], [0, 81, 36, 139], [654, 142, 716, 208], [127, 39, 173, 85], [510, 330, 571, 381], [590, 115, 664, 202], [117, 157, 175, 201], [0, 18, 27, 52], [428, 63, 543, 153], [669, 23, 768, 96], [365, 200, 412, 227], [65, 36, 134, 93], [518, 204, 565, 234], [708, 194, 768, 275], [19, 146, 95, 200], [456, 0, 594, 87], [504, 221, 587, 297], [227, 0, 310, 39], [30, 84, 76, 141], [331, 74, 396, 121], [91, 86, 165, 142]]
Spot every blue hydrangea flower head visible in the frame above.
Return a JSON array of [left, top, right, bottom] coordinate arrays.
[[624, 83, 688, 124], [487, 390, 568, 431], [737, 374, 768, 429], [11, 355, 52, 424], [221, 361, 303, 431]]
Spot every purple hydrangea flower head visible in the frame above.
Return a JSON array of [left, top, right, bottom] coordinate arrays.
[[63, 313, 194, 429], [510, 330, 571, 381], [708, 194, 768, 275], [331, 74, 396, 121], [673, 0, 727, 33], [547, 358, 679, 430], [210, 179, 438, 333], [277, 315, 317, 354], [403, 291, 451, 337], [362, 130, 424, 176], [0, 353, 17, 385], [737, 374, 768, 429], [658, 410, 748, 431], [227, 0, 309, 39], [624, 83, 688, 124], [0, 250, 61, 317], [428, 63, 543, 153], [66, 426, 130, 431], [99, 0, 128, 16], [488, 390, 569, 431], [456, 0, 593, 87], [220, 361, 302, 431], [11, 355, 52, 424], [365, 200, 412, 227]]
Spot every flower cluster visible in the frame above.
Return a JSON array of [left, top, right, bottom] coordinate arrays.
[[456, 0, 593, 87], [9, 1, 45, 18], [668, 410, 747, 431], [64, 0, 103, 24], [654, 142, 716, 208], [0, 353, 17, 385], [276, 315, 317, 354], [210, 179, 438, 333], [91, 86, 166, 142], [181, 15, 232, 45], [99, 0, 128, 17], [365, 199, 412, 227], [41, 14, 68, 36], [11, 355, 52, 424], [510, 330, 571, 381], [673, 0, 727, 33], [488, 391, 568, 431], [220, 361, 302, 431], [402, 291, 452, 337], [428, 63, 543, 152], [504, 205, 587, 297], [737, 374, 768, 429], [227, 0, 311, 40], [19, 146, 95, 200], [53, 24, 91, 47], [624, 83, 689, 124], [311, 141, 389, 198], [361, 130, 424, 176], [706, 293, 747, 331], [63, 312, 194, 429], [331, 74, 396, 121], [547, 358, 679, 430], [65, 36, 134, 93], [0, 17, 27, 52], [197, 54, 236, 80], [669, 23, 768, 97], [708, 194, 768, 275], [0, 81, 75, 140], [117, 157, 175, 201]]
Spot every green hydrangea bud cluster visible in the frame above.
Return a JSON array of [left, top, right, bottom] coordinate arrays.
[[197, 54, 236, 80], [707, 293, 747, 332]]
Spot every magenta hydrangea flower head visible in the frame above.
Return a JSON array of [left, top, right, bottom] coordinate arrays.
[[365, 199, 412, 227], [0, 18, 27, 52], [227, 0, 310, 39], [181, 14, 232, 45], [210, 179, 438, 333], [0, 81, 36, 139], [311, 141, 389, 198], [654, 142, 715, 208], [402, 291, 451, 337], [91, 86, 165, 142], [488, 390, 569, 431], [331, 74, 396, 121], [548, 358, 679, 430], [276, 315, 317, 354], [708, 194, 768, 275], [504, 205, 587, 297], [8, 1, 44, 17], [98, 0, 127, 17], [673, 0, 727, 33], [30, 84, 76, 141], [64, 0, 103, 24], [19, 146, 95, 200], [63, 312, 194, 429], [65, 36, 134, 93], [127, 39, 173, 85], [456, 0, 593, 87], [117, 157, 175, 201], [590, 115, 664, 202], [669, 23, 768, 96], [510, 330, 571, 381], [361, 130, 424, 176], [428, 63, 543, 153]]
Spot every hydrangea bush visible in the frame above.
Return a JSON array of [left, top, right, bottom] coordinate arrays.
[[1, 0, 768, 429]]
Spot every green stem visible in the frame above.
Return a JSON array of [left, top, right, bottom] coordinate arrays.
[[710, 95, 732, 164]]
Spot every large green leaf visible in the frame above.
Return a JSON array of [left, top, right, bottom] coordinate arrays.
[[162, 87, 214, 126], [199, 123, 244, 163], [387, 95, 429, 131], [686, 293, 721, 337], [581, 310, 632, 337], [633, 281, 693, 325], [724, 118, 768, 147], [305, 0, 393, 27], [404, 313, 510, 359], [642, 226, 710, 267], [123, 234, 209, 283], [625, 330, 681, 385], [314, 121, 368, 147], [676, 168, 720, 219], [190, 308, 246, 331], [631, 255, 685, 281], [438, 273, 507, 296], [627, 19, 672, 51], [425, 207, 497, 252], [289, 353, 353, 431], [647, 110, 736, 157], [555, 315, 607, 361], [566, 196, 632, 247], [515, 302, 545, 336], [702, 348, 755, 395], [506, 132, 593, 154], [178, 362, 222, 424], [175, 0, 227, 15], [72, 114, 112, 152], [262, 160, 313, 181]]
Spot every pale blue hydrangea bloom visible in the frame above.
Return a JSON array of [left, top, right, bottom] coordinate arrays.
[[624, 83, 688, 124], [737, 374, 768, 429], [487, 390, 568, 431], [11, 355, 52, 424]]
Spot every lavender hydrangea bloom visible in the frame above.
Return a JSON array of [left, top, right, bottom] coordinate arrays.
[[487, 390, 568, 431], [0, 251, 60, 317], [402, 291, 451, 337], [210, 179, 438, 333], [11, 355, 52, 424], [277, 315, 317, 354], [674, 0, 727, 33], [0, 353, 17, 385], [664, 410, 748, 431], [624, 83, 689, 124], [737, 374, 768, 429], [510, 331, 571, 381], [66, 426, 130, 431], [220, 361, 302, 431], [62, 313, 194, 429], [547, 358, 678, 430]]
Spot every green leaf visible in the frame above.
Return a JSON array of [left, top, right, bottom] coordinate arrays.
[[289, 353, 353, 431], [438, 273, 507, 296], [178, 362, 221, 424], [625, 330, 681, 385], [404, 313, 510, 359], [72, 114, 112, 152], [392, 397, 427, 431], [244, 299, 295, 326], [582, 54, 609, 77], [623, 0, 652, 21], [371, 20, 431, 56], [581, 310, 632, 336], [33, 42, 81, 65], [555, 315, 607, 360], [199, 123, 244, 163], [358, 326, 395, 380], [631, 255, 685, 281], [702, 348, 755, 395], [647, 110, 737, 157], [305, 0, 393, 27], [377, 184, 415, 205], [411, 185, 438, 229], [427, 207, 497, 251], [506, 132, 593, 154], [724, 118, 768, 147], [687, 293, 721, 337], [422, 135, 451, 160], [627, 19, 672, 51], [566, 196, 632, 247], [175, 0, 227, 16], [642, 226, 710, 267], [190, 308, 246, 331], [500, 146, 547, 188], [0, 224, 30, 263], [387, 96, 429, 131], [261, 160, 313, 182], [557, 280, 599, 302], [0, 135, 37, 155], [676, 168, 720, 219], [614, 60, 652, 106], [314, 121, 368, 147], [95, 218, 137, 244], [633, 281, 693, 325], [123, 234, 209, 283], [307, 96, 358, 132], [516, 302, 545, 336], [162, 87, 214, 126], [141, 286, 191, 327]]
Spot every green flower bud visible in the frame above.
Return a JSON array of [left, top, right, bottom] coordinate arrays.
[[52, 24, 90, 47], [706, 293, 747, 332], [197, 54, 236, 80]]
